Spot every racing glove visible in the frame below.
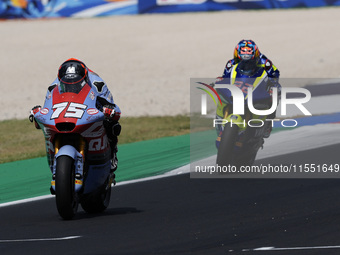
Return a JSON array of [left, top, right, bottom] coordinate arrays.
[[102, 105, 120, 121], [267, 77, 281, 97], [29, 105, 41, 129]]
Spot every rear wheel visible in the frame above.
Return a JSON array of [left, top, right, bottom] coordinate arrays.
[[81, 177, 112, 214], [216, 124, 239, 167], [55, 155, 78, 220]]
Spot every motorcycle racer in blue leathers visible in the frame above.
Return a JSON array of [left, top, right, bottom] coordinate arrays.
[[30, 58, 121, 182], [221, 40, 280, 81], [215, 40, 281, 138]]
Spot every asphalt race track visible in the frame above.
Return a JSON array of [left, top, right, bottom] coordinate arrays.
[[2, 144, 340, 255]]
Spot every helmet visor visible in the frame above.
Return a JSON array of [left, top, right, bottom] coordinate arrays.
[[239, 46, 254, 60], [59, 74, 86, 94]]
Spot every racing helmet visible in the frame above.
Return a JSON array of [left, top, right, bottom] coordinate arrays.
[[58, 58, 88, 93], [233, 40, 260, 61]]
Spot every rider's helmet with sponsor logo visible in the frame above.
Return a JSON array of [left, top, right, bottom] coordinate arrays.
[[58, 58, 88, 93], [233, 40, 260, 61]]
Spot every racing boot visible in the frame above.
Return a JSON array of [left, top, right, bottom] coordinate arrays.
[[263, 122, 272, 138], [264, 110, 277, 139], [104, 120, 121, 185], [110, 145, 118, 185]]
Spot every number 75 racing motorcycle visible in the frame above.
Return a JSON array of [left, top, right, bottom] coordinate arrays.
[[30, 83, 114, 220], [213, 59, 280, 167]]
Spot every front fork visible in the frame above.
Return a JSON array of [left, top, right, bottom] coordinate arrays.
[[50, 137, 86, 194], [216, 103, 266, 149]]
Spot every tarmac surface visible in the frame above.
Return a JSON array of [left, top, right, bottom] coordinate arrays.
[[1, 144, 340, 254]]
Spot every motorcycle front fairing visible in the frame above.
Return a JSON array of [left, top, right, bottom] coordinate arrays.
[[34, 83, 111, 194], [217, 64, 271, 107], [215, 64, 272, 149]]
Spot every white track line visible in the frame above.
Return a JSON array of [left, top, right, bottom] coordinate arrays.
[[0, 195, 53, 208], [242, 245, 340, 252], [0, 236, 81, 243]]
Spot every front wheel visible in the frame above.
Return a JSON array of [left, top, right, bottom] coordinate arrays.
[[216, 124, 239, 167], [55, 155, 78, 220]]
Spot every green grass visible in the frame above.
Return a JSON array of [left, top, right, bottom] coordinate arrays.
[[0, 116, 190, 164]]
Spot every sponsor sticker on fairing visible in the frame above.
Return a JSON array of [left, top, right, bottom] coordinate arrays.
[[89, 91, 95, 100], [40, 108, 49, 115], [87, 108, 99, 115]]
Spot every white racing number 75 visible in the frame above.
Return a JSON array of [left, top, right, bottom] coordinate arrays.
[[51, 102, 87, 119]]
